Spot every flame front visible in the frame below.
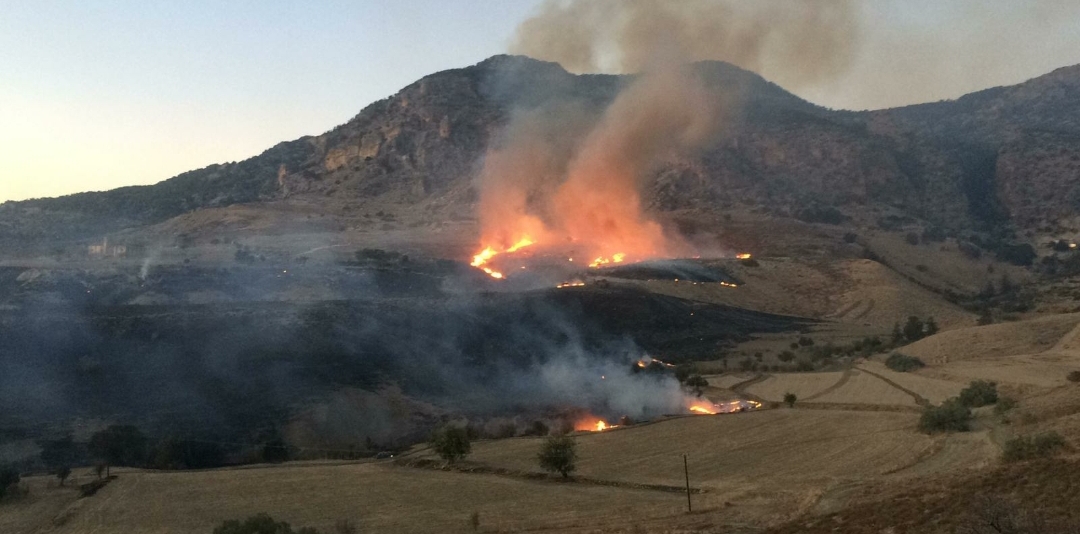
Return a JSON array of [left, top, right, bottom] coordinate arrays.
[[573, 416, 619, 432], [687, 401, 718, 415], [588, 253, 627, 268], [470, 237, 537, 279]]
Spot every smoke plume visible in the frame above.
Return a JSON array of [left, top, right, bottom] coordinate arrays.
[[511, 0, 860, 88], [475, 0, 860, 266]]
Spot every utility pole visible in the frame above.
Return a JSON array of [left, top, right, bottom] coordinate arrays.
[[683, 453, 692, 513]]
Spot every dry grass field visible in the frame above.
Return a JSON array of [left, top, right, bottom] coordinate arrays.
[[1, 462, 690, 534], [857, 361, 966, 404], [742, 372, 845, 402], [902, 314, 1080, 363], [809, 369, 919, 406]]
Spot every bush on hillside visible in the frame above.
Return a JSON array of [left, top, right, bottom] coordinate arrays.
[[958, 380, 999, 408], [994, 396, 1018, 417], [430, 424, 471, 464], [1067, 370, 1080, 383], [783, 393, 797, 408], [537, 435, 578, 478], [213, 513, 320, 534], [1002, 432, 1068, 463], [918, 399, 972, 434], [886, 353, 926, 372]]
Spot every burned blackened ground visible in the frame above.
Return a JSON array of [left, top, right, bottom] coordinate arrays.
[[0, 263, 805, 459], [595, 259, 742, 284]]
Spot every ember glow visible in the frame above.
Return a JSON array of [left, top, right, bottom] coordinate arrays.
[[736, 253, 753, 260], [557, 280, 586, 289]]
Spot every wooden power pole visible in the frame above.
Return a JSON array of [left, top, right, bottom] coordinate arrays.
[[683, 453, 692, 512]]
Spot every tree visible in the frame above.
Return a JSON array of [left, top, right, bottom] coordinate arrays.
[[538, 435, 577, 478], [783, 392, 797, 408], [56, 466, 72, 487], [88, 425, 148, 468], [469, 511, 480, 532], [430, 425, 471, 464], [903, 316, 926, 342], [925, 317, 939, 336], [0, 466, 18, 499], [685, 375, 709, 397], [891, 322, 904, 345]]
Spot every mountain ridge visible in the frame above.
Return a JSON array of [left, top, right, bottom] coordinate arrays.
[[3, 55, 1080, 254]]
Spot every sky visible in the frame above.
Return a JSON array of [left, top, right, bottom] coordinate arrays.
[[1, 0, 1079, 203]]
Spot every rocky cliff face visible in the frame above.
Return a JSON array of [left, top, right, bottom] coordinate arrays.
[[3, 56, 1080, 251]]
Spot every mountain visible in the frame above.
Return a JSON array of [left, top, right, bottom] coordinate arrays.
[[3, 56, 1080, 254]]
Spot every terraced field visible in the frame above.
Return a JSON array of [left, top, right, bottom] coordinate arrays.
[[856, 361, 964, 404], [742, 372, 846, 402], [3, 463, 686, 534], [810, 369, 919, 406]]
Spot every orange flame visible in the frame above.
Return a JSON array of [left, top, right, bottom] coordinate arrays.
[[687, 401, 718, 415], [736, 253, 753, 260], [573, 416, 619, 432], [588, 253, 627, 268], [470, 237, 537, 279]]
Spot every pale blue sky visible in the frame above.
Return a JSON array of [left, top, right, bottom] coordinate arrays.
[[1, 1, 1078, 202]]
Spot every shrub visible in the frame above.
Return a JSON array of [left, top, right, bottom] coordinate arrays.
[[903, 316, 926, 342], [886, 353, 926, 372], [1067, 370, 1080, 383], [777, 351, 796, 363], [798, 336, 814, 347], [430, 425, 471, 464], [994, 396, 1018, 416], [0, 467, 19, 499], [918, 399, 972, 434], [795, 361, 815, 372], [213, 513, 319, 534], [538, 435, 577, 478], [1002, 432, 1068, 462], [783, 393, 797, 408], [959, 380, 999, 408]]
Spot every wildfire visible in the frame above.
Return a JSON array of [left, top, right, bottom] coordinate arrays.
[[574, 418, 618, 432], [686, 399, 762, 415], [687, 401, 718, 415], [719, 281, 739, 288], [557, 280, 586, 289], [736, 253, 753, 260], [588, 253, 627, 268], [635, 355, 675, 369], [470, 237, 537, 279]]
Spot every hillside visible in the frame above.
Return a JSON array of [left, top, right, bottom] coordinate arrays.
[[3, 56, 1080, 260]]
